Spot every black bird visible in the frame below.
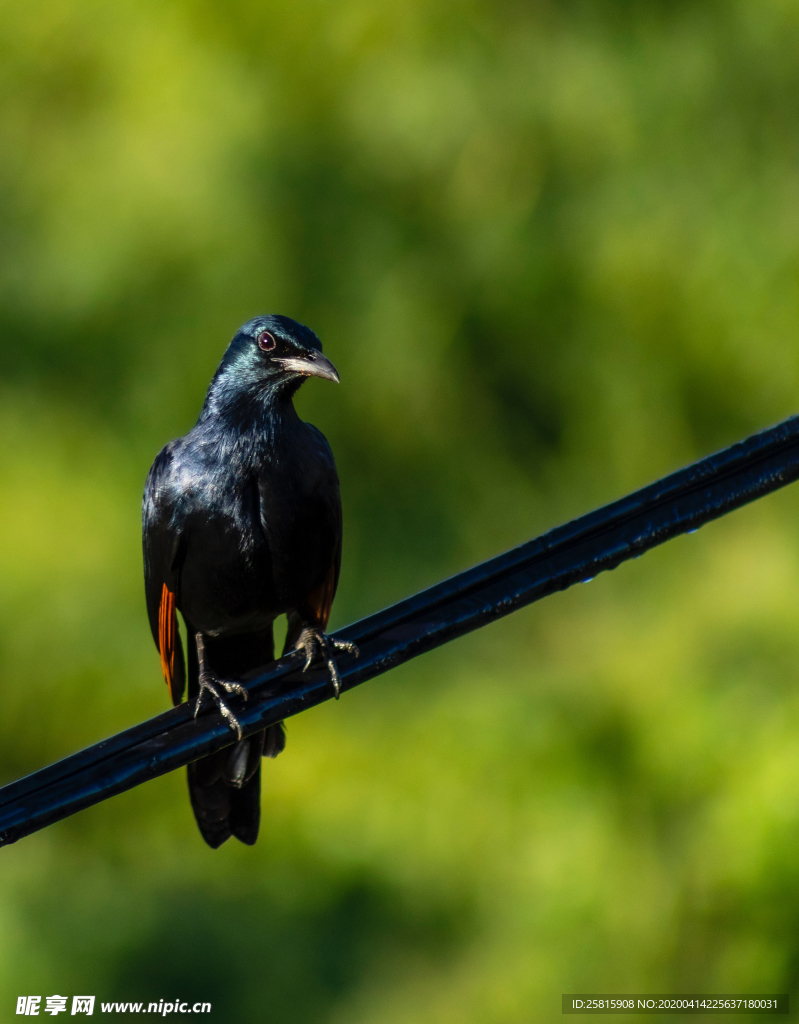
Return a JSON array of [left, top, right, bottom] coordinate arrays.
[[142, 315, 355, 848]]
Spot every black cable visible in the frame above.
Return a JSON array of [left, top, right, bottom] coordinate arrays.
[[2, 412, 799, 847]]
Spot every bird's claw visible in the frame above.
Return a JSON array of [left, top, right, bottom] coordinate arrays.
[[294, 628, 359, 700], [195, 672, 248, 740]]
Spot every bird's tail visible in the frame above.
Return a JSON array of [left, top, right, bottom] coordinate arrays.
[[183, 623, 285, 848], [187, 722, 286, 848]]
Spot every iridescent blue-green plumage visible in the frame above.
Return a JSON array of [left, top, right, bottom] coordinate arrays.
[[143, 315, 343, 847]]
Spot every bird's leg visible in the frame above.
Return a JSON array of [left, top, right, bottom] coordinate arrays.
[[294, 626, 359, 699], [194, 632, 249, 740]]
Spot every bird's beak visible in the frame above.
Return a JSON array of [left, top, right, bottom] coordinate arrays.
[[274, 352, 340, 383]]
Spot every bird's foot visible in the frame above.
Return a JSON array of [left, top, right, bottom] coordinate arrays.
[[294, 627, 359, 699], [195, 671, 249, 740]]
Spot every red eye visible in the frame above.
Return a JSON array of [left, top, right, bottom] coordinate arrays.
[[257, 330, 276, 352]]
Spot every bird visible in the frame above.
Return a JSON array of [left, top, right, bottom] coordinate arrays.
[[142, 315, 356, 848]]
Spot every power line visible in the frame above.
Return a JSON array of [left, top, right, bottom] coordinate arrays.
[[2, 412, 799, 847]]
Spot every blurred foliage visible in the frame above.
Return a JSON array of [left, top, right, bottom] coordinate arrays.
[[2, 0, 799, 1019]]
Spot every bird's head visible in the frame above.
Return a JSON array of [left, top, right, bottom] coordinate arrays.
[[204, 315, 339, 418]]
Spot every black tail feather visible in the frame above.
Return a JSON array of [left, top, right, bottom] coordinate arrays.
[[187, 750, 233, 849], [184, 623, 287, 848], [187, 731, 260, 848], [229, 767, 261, 845], [264, 721, 286, 758]]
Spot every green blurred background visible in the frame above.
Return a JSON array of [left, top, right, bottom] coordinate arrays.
[[2, 0, 799, 1019]]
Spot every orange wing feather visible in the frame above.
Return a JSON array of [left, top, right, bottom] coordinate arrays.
[[305, 563, 337, 630], [158, 583, 179, 702]]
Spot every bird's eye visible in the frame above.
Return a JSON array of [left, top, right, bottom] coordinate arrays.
[[257, 331, 277, 352]]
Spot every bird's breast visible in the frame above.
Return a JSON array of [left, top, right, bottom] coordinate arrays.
[[174, 434, 338, 637], [175, 463, 274, 634]]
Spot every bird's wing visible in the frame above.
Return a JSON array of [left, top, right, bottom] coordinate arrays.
[[142, 442, 186, 705], [306, 489, 342, 631], [284, 520, 341, 657], [302, 425, 343, 631]]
